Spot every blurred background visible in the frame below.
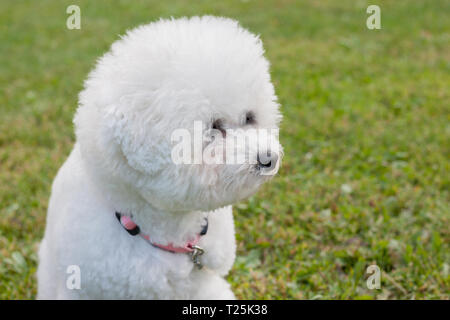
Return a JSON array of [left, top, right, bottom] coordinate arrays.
[[0, 0, 448, 299]]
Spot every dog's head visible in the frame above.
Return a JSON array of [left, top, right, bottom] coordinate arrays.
[[75, 16, 282, 212]]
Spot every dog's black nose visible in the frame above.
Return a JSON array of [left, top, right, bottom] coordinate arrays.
[[257, 151, 278, 169]]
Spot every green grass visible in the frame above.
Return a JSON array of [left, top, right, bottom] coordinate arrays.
[[0, 0, 449, 299]]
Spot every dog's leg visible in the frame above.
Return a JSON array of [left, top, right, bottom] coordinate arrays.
[[190, 271, 236, 300]]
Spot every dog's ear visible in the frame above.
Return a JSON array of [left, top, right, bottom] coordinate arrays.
[[102, 99, 171, 176]]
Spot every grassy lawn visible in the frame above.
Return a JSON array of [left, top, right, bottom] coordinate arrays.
[[0, 0, 448, 299]]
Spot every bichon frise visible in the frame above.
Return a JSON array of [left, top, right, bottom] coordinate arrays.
[[37, 16, 282, 299]]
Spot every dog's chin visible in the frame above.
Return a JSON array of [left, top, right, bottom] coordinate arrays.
[[137, 188, 252, 213], [135, 173, 269, 213]]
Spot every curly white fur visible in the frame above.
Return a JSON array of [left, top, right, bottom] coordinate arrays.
[[37, 16, 282, 299]]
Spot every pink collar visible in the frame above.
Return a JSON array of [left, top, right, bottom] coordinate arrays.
[[115, 212, 208, 255]]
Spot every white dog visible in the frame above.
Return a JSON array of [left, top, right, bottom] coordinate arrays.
[[37, 16, 282, 299]]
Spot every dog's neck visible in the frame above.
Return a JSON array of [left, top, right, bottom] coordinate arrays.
[[79, 151, 207, 247], [118, 188, 206, 245], [110, 184, 207, 247]]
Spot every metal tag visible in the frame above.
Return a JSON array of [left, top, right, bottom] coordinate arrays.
[[190, 245, 204, 269]]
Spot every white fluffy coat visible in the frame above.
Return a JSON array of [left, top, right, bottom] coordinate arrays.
[[37, 16, 281, 299]]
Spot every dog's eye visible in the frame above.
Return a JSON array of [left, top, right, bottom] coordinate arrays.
[[212, 119, 226, 137], [245, 111, 256, 125]]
